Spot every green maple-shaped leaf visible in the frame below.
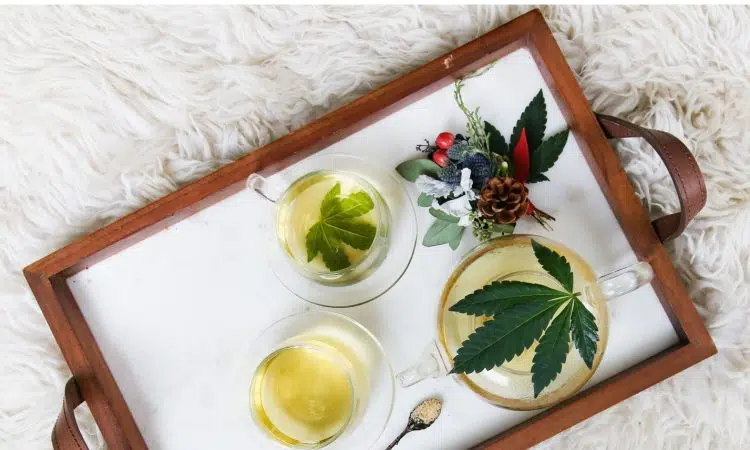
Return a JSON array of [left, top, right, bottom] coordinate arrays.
[[531, 300, 574, 397], [531, 239, 574, 292], [305, 183, 376, 271], [528, 129, 569, 183], [450, 296, 568, 374], [485, 121, 509, 157], [510, 89, 547, 153], [570, 298, 599, 368], [449, 280, 570, 317]]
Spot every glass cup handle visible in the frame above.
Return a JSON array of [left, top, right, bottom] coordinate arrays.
[[597, 261, 654, 300], [246, 173, 284, 203], [396, 341, 449, 387]]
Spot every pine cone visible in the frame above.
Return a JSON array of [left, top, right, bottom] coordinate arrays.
[[477, 177, 529, 224]]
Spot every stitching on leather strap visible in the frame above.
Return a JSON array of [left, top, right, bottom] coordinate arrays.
[[52, 425, 60, 450], [641, 127, 690, 221], [62, 402, 84, 450]]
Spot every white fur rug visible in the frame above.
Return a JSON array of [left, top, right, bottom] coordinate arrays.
[[1, 5, 749, 449]]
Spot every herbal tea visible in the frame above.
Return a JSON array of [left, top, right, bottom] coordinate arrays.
[[250, 346, 354, 446], [275, 171, 388, 283], [249, 317, 382, 448], [438, 236, 609, 409]]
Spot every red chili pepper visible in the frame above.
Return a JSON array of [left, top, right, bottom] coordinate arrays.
[[512, 128, 530, 183]]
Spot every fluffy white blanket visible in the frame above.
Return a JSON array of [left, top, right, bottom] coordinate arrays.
[[1, 5, 748, 449]]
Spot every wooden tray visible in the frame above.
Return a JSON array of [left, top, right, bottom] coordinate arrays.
[[25, 10, 715, 450]]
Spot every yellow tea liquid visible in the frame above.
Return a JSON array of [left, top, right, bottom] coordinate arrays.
[[276, 172, 380, 273], [250, 321, 375, 447], [250, 346, 354, 446]]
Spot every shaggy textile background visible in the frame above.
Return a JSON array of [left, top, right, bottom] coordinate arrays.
[[1, 5, 749, 449]]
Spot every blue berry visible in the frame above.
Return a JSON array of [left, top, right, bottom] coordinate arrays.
[[462, 153, 492, 188], [447, 141, 472, 161], [437, 162, 462, 185]]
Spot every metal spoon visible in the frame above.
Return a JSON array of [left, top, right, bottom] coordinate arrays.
[[385, 398, 442, 449]]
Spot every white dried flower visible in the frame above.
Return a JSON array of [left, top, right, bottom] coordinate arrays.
[[452, 168, 476, 200], [415, 175, 453, 198], [432, 195, 472, 224]]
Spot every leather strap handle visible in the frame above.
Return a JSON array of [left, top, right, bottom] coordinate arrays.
[[596, 114, 707, 243], [53, 378, 90, 450]]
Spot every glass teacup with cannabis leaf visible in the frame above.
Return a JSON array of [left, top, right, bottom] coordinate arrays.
[[246, 154, 417, 308], [397, 235, 654, 410], [247, 168, 390, 286]]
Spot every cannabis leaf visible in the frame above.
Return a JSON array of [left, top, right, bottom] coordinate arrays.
[[510, 89, 547, 153], [571, 299, 599, 368], [450, 281, 569, 317], [528, 129, 569, 183], [450, 239, 600, 398], [305, 183, 376, 271], [485, 121, 509, 157], [531, 239, 574, 292], [451, 296, 567, 374], [532, 300, 574, 397]]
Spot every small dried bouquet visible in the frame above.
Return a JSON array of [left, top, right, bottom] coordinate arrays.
[[396, 71, 569, 249]]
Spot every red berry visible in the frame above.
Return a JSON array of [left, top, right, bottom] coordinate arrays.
[[432, 149, 449, 168], [435, 132, 455, 150]]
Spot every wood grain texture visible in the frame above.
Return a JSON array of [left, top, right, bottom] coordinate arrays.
[[23, 9, 715, 450]]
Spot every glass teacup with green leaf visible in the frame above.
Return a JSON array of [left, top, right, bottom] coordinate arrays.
[[397, 235, 654, 410], [247, 169, 390, 287]]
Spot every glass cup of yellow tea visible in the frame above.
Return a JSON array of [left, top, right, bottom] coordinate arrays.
[[246, 154, 417, 308], [246, 311, 394, 449], [396, 234, 655, 410]]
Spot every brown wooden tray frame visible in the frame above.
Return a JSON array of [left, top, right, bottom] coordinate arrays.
[[24, 10, 715, 450]]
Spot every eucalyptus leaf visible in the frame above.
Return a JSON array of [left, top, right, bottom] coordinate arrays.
[[396, 159, 440, 182], [422, 219, 463, 247], [428, 208, 459, 223], [417, 193, 434, 207], [448, 227, 465, 250]]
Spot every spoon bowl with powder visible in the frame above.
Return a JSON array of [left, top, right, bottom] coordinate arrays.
[[385, 398, 442, 449]]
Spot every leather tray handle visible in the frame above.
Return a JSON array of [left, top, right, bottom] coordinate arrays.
[[53, 378, 89, 450], [595, 114, 707, 243]]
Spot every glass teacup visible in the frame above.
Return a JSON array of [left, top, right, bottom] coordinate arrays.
[[248, 169, 390, 286], [397, 234, 654, 410], [246, 311, 394, 449], [245, 154, 417, 308]]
